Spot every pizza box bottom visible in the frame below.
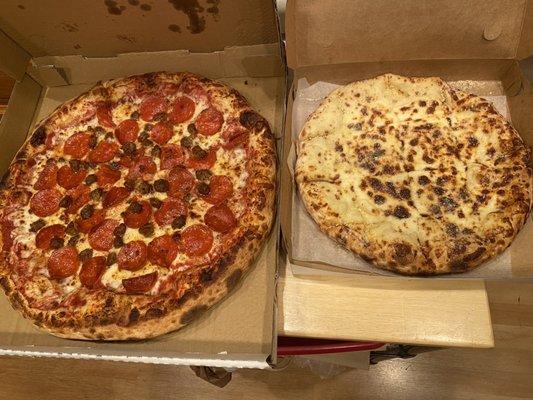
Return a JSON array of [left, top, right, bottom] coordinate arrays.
[[0, 46, 284, 368]]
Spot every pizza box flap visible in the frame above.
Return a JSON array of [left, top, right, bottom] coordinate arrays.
[[0, 0, 280, 79], [285, 0, 531, 70]]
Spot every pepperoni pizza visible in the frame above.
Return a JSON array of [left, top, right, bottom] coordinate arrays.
[[0, 72, 276, 340]]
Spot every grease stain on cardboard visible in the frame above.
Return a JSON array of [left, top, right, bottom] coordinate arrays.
[[166, 0, 221, 34], [104, 0, 127, 15], [102, 0, 220, 34], [59, 22, 79, 33], [116, 34, 137, 43], [168, 24, 182, 33], [127, 0, 151, 10]]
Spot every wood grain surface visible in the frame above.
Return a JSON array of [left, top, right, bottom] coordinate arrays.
[[278, 265, 494, 348], [0, 280, 531, 399]]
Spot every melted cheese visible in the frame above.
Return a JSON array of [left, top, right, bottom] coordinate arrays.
[[296, 73, 531, 273], [11, 74, 254, 297]]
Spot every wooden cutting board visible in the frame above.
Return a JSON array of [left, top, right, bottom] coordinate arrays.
[[277, 259, 494, 348]]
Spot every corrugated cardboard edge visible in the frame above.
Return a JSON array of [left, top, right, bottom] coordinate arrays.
[[27, 44, 284, 88], [0, 348, 270, 368]]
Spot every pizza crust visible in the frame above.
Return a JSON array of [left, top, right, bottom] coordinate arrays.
[[296, 74, 531, 275], [1, 219, 271, 340], [0, 72, 276, 339]]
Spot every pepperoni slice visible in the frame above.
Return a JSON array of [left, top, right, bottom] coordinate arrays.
[[160, 82, 180, 96], [195, 108, 223, 136], [154, 198, 188, 226], [103, 186, 130, 208], [160, 144, 186, 170], [181, 224, 213, 257], [96, 164, 121, 186], [88, 219, 120, 251], [122, 272, 157, 294], [223, 132, 249, 149], [203, 175, 234, 204], [66, 184, 90, 214], [30, 189, 61, 217], [47, 247, 79, 280], [118, 241, 147, 271], [96, 103, 115, 128], [77, 209, 105, 233], [123, 200, 152, 228], [115, 119, 139, 144], [139, 96, 167, 121], [34, 162, 58, 190], [64, 132, 92, 159], [79, 256, 106, 289], [168, 167, 195, 198], [127, 155, 157, 180], [150, 122, 173, 145], [35, 224, 66, 250], [204, 204, 237, 233], [180, 79, 208, 101], [148, 235, 178, 267], [119, 154, 134, 168], [222, 124, 249, 149], [185, 147, 217, 170], [169, 96, 195, 124], [57, 165, 87, 189], [222, 123, 246, 140], [88, 140, 119, 163]]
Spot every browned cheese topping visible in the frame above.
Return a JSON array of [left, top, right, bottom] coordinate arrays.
[[296, 74, 531, 275]]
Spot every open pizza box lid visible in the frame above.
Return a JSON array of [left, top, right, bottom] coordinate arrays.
[[0, 0, 284, 369], [280, 0, 533, 279]]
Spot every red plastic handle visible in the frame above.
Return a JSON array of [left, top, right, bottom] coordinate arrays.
[[277, 336, 384, 356]]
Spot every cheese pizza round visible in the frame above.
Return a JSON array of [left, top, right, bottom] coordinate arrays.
[[0, 72, 276, 339], [296, 74, 531, 275]]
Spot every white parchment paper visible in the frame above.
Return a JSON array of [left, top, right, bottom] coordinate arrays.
[[289, 78, 520, 278]]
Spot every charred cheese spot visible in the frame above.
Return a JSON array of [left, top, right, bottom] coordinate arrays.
[[393, 206, 410, 219]]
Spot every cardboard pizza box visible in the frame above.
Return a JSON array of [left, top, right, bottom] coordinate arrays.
[[280, 0, 533, 280], [0, 0, 285, 368]]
